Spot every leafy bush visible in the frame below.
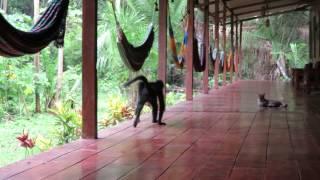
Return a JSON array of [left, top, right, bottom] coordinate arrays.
[[99, 95, 133, 127], [49, 100, 82, 145], [36, 135, 53, 152], [166, 91, 185, 106]]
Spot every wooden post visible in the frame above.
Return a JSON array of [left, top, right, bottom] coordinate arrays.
[[239, 21, 243, 79], [158, 0, 167, 92], [214, 0, 220, 89], [203, 0, 209, 94], [82, 0, 97, 139], [222, 5, 227, 86], [230, 14, 234, 83], [235, 18, 238, 81], [186, 0, 194, 101]]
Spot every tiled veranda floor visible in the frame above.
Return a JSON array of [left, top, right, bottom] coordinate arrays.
[[1, 81, 320, 180]]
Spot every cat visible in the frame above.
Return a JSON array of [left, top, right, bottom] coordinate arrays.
[[257, 93, 287, 108]]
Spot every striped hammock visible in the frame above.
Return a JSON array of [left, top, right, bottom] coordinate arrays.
[[0, 0, 69, 57]]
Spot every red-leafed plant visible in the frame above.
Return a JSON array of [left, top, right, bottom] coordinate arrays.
[[16, 129, 37, 157]]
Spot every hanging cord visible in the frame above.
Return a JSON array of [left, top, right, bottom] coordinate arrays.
[[109, 0, 121, 32]]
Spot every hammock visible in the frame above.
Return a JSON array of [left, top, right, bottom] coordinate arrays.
[[193, 19, 206, 72], [111, 1, 155, 72], [210, 47, 224, 70], [226, 50, 233, 71], [168, 12, 187, 69], [234, 50, 238, 73], [0, 0, 69, 57], [220, 51, 225, 67], [193, 37, 206, 72]]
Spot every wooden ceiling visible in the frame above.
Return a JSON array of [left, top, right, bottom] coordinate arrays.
[[197, 0, 313, 23]]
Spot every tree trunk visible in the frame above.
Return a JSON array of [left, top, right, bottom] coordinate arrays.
[[277, 54, 289, 80], [129, 71, 138, 108], [54, 48, 64, 103], [1, 0, 8, 13], [34, 0, 41, 113]]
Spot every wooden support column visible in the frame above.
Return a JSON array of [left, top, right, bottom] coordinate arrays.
[[230, 14, 234, 83], [203, 0, 209, 94], [239, 21, 243, 79], [214, 0, 220, 89], [186, 0, 194, 101], [235, 18, 239, 81], [158, 0, 167, 90], [82, 0, 97, 139], [222, 5, 227, 86]]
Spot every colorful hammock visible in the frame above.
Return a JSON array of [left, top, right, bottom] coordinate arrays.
[[0, 0, 69, 57], [234, 50, 238, 72], [226, 50, 233, 71], [111, 1, 155, 72], [168, 13, 187, 69]]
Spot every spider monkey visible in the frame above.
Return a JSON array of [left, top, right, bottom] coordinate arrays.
[[124, 75, 166, 127]]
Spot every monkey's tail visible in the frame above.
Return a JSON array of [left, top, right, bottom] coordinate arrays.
[[123, 75, 149, 88]]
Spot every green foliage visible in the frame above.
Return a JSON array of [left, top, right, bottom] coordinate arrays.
[[99, 95, 133, 128], [166, 91, 185, 106], [240, 11, 309, 79], [49, 101, 82, 145], [285, 43, 308, 68], [0, 58, 34, 118]]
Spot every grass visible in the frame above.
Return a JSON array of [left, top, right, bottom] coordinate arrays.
[[0, 113, 57, 167]]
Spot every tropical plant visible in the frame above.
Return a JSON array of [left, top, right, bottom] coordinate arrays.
[[99, 95, 133, 127], [240, 11, 309, 79], [49, 100, 82, 145], [285, 43, 308, 68]]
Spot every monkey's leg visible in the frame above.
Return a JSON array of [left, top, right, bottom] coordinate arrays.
[[158, 92, 166, 126], [150, 98, 158, 123], [134, 99, 146, 127]]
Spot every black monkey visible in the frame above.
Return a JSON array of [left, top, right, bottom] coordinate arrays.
[[123, 75, 166, 127]]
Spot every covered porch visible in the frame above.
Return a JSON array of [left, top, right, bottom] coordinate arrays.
[[1, 0, 320, 179], [1, 81, 320, 179]]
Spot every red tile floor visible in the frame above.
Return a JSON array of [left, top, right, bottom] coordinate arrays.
[[1, 81, 320, 179]]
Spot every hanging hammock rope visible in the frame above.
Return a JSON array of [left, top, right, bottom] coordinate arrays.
[[110, 0, 156, 72], [0, 0, 69, 57]]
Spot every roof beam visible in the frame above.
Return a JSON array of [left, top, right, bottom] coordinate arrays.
[[222, 0, 233, 13], [234, 1, 307, 17], [231, 0, 297, 10], [226, 5, 309, 24]]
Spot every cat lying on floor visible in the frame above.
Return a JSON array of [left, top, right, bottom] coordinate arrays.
[[257, 93, 287, 108]]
